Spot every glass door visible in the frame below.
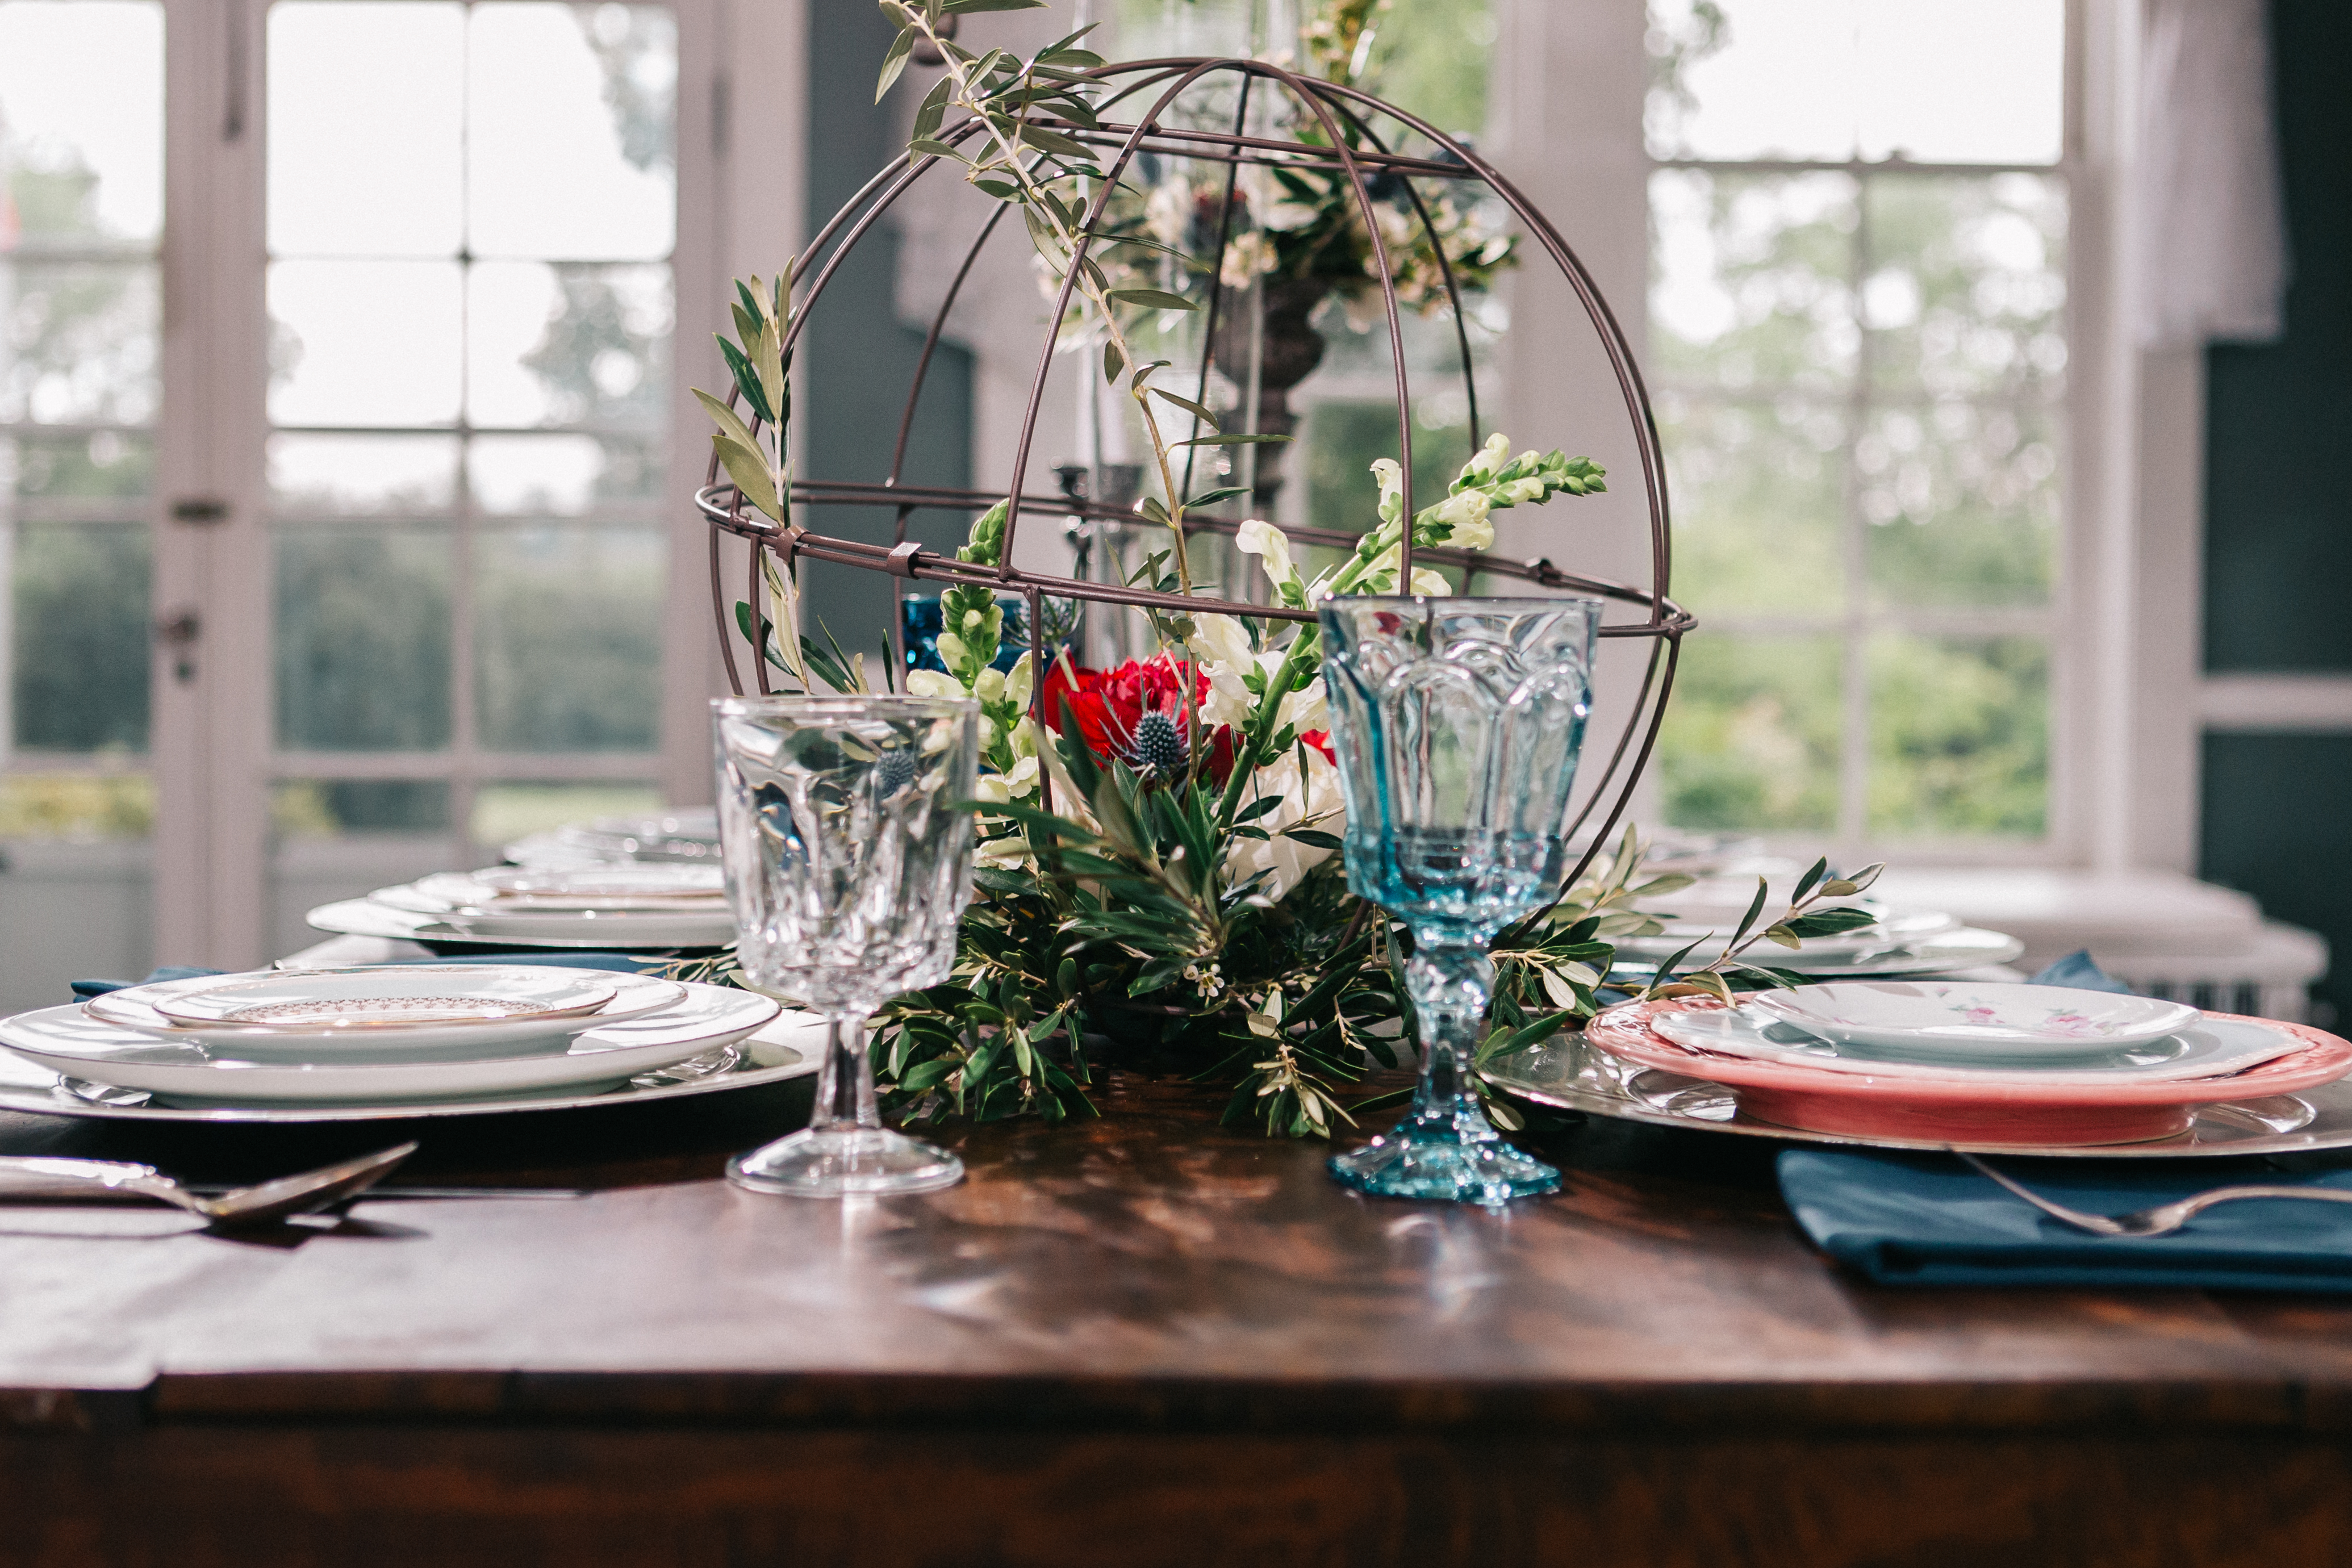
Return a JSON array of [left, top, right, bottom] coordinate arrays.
[[258, 0, 680, 956]]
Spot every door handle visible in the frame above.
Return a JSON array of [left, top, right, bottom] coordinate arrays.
[[157, 608, 200, 684]]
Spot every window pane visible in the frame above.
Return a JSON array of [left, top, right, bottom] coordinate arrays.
[[1867, 634, 2048, 839], [470, 432, 662, 515], [473, 780, 661, 847], [275, 527, 452, 749], [1660, 394, 1844, 614], [466, 261, 671, 428], [1862, 403, 2058, 608], [0, 773, 152, 839], [269, 433, 459, 515], [1658, 634, 1841, 831], [12, 522, 148, 750], [1649, 169, 1856, 394], [0, 1, 163, 250], [474, 525, 661, 750], [0, 261, 159, 424], [268, 1, 465, 258], [271, 779, 451, 837], [1647, 0, 2063, 165], [1864, 173, 2067, 400], [467, 3, 676, 261], [269, 260, 464, 427], [9, 430, 152, 502]]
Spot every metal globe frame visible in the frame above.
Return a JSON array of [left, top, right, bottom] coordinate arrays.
[[696, 55, 1693, 881]]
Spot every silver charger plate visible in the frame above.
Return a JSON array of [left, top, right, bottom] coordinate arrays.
[[307, 896, 731, 953], [1483, 1031, 2352, 1159], [0, 1018, 822, 1124]]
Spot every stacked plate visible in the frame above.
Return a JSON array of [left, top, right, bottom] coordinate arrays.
[[1608, 878, 2023, 979], [1583, 981, 2352, 1147], [0, 965, 791, 1110], [504, 810, 720, 869], [308, 863, 737, 952]]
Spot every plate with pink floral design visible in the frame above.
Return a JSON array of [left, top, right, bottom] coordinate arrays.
[[1747, 982, 2201, 1059]]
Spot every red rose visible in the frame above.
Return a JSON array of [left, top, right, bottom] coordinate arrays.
[[1039, 652, 1243, 785]]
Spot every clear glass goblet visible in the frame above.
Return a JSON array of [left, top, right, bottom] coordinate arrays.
[[712, 694, 979, 1197], [1317, 596, 1603, 1203]]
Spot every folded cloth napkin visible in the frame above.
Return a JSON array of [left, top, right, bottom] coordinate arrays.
[[1781, 1148, 2352, 1292], [70, 952, 662, 1002], [1778, 950, 2352, 1291]]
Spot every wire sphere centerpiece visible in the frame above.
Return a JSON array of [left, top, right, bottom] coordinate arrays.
[[695, 53, 1691, 882]]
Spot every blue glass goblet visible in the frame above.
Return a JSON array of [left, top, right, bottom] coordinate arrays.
[[1317, 596, 1603, 1203]]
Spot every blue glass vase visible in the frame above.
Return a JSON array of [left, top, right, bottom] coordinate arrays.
[[1317, 596, 1602, 1203]]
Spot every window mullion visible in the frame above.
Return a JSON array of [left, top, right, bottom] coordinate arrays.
[[1837, 172, 1872, 858]]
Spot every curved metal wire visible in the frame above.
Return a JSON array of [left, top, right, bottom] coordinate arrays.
[[696, 58, 1690, 881]]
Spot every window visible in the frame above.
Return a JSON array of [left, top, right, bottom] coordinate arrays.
[[0, 0, 709, 989], [1645, 0, 2070, 851], [261, 0, 678, 948]]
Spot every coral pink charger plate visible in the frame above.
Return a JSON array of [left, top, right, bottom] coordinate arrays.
[[1586, 998, 2352, 1147]]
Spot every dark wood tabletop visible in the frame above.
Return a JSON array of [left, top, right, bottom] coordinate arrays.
[[3, 1047, 2352, 1566]]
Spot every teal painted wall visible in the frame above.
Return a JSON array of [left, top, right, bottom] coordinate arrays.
[[2203, 0, 2352, 671], [799, 0, 975, 665], [2198, 0, 2352, 1016]]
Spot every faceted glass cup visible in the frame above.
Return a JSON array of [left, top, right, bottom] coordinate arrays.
[[1317, 597, 1603, 1202], [712, 695, 978, 1197]]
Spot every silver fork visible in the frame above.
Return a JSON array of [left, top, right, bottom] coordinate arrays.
[[0, 1143, 417, 1227], [1957, 1151, 2352, 1238]]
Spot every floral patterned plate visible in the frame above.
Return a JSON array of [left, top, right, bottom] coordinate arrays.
[[1748, 981, 2200, 1059]]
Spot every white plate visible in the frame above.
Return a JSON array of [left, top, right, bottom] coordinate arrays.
[[1612, 904, 1957, 963], [306, 896, 729, 953], [0, 982, 781, 1106], [1651, 1006, 2301, 1085], [87, 969, 687, 1059], [364, 878, 738, 946], [473, 864, 726, 904], [506, 812, 720, 867], [152, 965, 621, 1030], [1748, 981, 2200, 1056], [0, 1011, 826, 1123], [1604, 926, 2026, 981]]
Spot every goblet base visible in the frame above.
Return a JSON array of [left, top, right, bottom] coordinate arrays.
[[727, 1126, 965, 1198], [1329, 1098, 1561, 1205]]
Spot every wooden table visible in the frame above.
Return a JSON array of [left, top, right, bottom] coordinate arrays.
[[3, 1041, 2352, 1566]]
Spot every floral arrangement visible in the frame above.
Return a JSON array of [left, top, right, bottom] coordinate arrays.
[[690, 0, 1883, 1136]]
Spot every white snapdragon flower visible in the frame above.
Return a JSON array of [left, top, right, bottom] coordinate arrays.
[[1463, 431, 1511, 482], [1235, 518, 1301, 599], [1369, 458, 1404, 524], [904, 668, 965, 700], [1410, 566, 1453, 596], [1185, 614, 1258, 730], [1281, 673, 1328, 735], [972, 666, 1006, 704], [1427, 487, 1494, 550], [1222, 745, 1345, 901]]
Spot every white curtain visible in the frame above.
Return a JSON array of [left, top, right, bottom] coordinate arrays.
[[2137, 0, 2289, 349]]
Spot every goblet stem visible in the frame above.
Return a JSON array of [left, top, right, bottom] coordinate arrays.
[[725, 1006, 965, 1198], [809, 1011, 882, 1133], [1327, 940, 1562, 1204]]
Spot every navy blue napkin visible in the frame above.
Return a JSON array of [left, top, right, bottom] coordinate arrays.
[[1775, 948, 2352, 1290], [70, 952, 662, 1002], [1781, 1149, 2352, 1292]]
